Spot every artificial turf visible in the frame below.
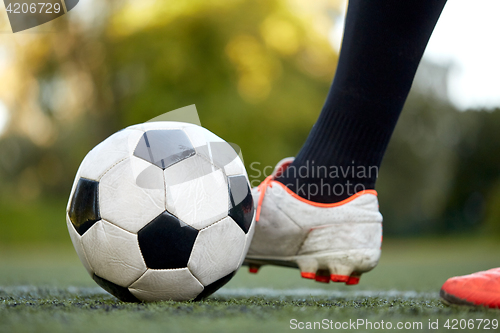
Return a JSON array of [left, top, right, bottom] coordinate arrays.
[[1, 237, 499, 332]]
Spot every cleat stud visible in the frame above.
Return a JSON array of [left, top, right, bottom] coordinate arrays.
[[301, 272, 316, 280], [330, 274, 349, 283], [315, 275, 330, 283], [249, 265, 260, 274], [346, 273, 361, 285], [314, 269, 330, 284]]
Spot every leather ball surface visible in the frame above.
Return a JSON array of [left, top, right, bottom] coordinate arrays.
[[66, 121, 255, 302]]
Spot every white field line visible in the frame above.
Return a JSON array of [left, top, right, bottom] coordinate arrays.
[[215, 288, 438, 299], [1, 286, 438, 299]]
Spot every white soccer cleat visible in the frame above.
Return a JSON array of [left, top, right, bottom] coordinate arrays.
[[244, 158, 383, 284]]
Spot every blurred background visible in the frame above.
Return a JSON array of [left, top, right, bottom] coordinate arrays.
[[1, 0, 500, 247]]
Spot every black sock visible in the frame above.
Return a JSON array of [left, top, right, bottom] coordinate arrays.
[[276, 0, 447, 203]]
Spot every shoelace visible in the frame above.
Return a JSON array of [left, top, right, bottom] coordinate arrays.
[[255, 175, 274, 222]]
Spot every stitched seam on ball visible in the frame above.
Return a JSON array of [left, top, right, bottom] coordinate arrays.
[[78, 225, 96, 274], [100, 218, 136, 235], [147, 267, 191, 272], [135, 228, 147, 273], [182, 127, 198, 155], [197, 216, 227, 232], [163, 166, 168, 211], [98, 156, 129, 180], [128, 268, 148, 288], [125, 128, 146, 134], [197, 152, 221, 172]]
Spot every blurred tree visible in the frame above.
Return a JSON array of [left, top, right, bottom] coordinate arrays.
[[0, 0, 341, 243], [446, 108, 500, 235], [1, 0, 500, 243], [377, 90, 461, 235], [0, 0, 340, 200]]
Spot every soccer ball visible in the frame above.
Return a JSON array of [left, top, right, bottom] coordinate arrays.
[[66, 121, 255, 302]]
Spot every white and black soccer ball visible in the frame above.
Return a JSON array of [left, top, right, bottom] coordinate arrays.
[[66, 121, 255, 302]]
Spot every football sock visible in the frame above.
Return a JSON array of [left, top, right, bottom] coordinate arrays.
[[275, 0, 447, 203]]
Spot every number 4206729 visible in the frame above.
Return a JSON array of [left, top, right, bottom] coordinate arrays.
[[6, 2, 62, 14], [444, 318, 498, 330]]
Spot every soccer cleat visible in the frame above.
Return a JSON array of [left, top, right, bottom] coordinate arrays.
[[440, 268, 500, 308], [244, 157, 383, 285]]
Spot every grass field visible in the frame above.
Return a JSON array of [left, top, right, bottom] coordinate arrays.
[[1, 237, 499, 332]]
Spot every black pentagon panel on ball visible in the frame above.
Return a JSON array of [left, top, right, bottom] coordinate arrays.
[[138, 211, 198, 269], [133, 129, 195, 169], [194, 271, 236, 301], [228, 175, 254, 234], [92, 274, 140, 303], [68, 178, 100, 236]]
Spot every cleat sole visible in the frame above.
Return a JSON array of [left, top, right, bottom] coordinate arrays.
[[301, 272, 316, 280], [245, 248, 380, 286], [330, 274, 349, 283], [315, 270, 330, 283]]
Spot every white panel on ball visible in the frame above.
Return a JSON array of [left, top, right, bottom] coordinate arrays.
[[81, 220, 147, 287], [237, 215, 256, 267], [66, 214, 93, 276], [188, 216, 245, 286], [99, 158, 165, 233], [183, 125, 216, 149], [129, 156, 165, 190], [184, 126, 242, 174], [129, 268, 204, 302], [79, 129, 143, 181], [164, 156, 228, 230], [223, 158, 246, 177]]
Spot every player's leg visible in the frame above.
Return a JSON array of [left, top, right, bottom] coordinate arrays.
[[276, 0, 447, 203], [244, 0, 447, 283]]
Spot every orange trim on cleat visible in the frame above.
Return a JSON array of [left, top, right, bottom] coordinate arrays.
[[272, 180, 378, 208], [330, 274, 349, 283], [301, 272, 316, 280]]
